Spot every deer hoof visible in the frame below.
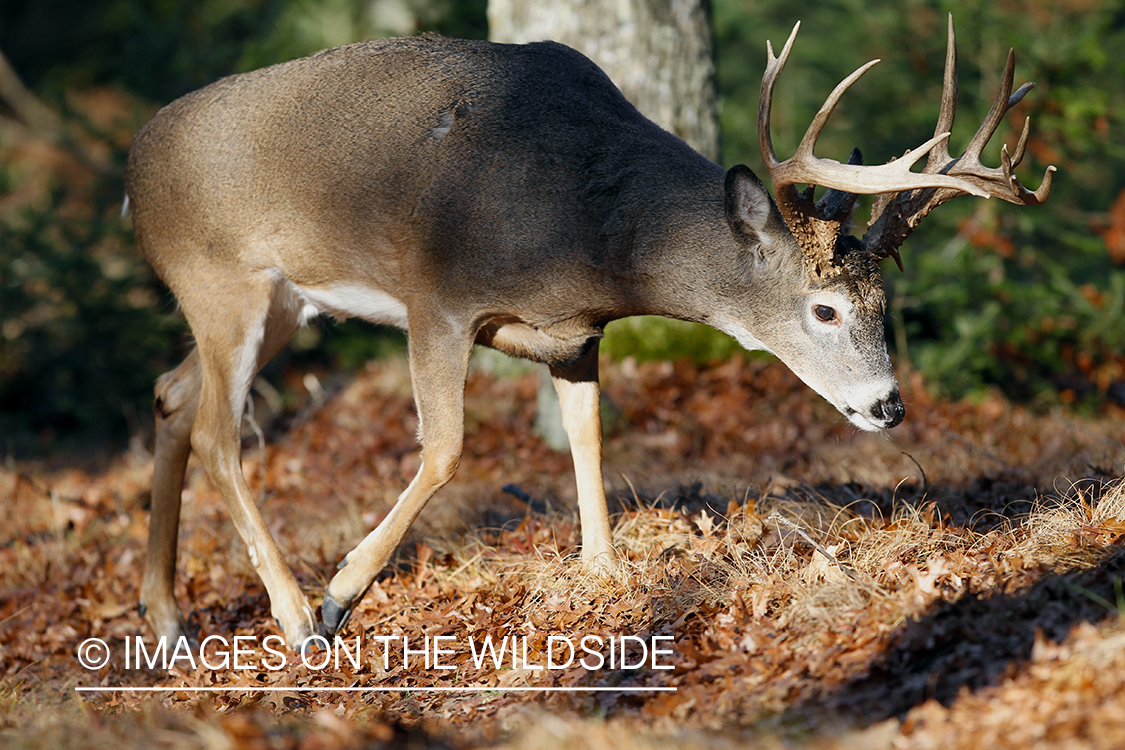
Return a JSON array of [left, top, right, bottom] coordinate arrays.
[[142, 604, 197, 650], [299, 635, 323, 658], [321, 595, 354, 637]]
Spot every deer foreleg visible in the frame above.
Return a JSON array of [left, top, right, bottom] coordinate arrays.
[[550, 342, 615, 568]]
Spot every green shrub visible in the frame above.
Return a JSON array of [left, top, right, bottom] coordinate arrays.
[[0, 189, 184, 454]]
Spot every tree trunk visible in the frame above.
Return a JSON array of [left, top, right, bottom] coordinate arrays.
[[488, 0, 718, 161], [488, 0, 719, 451]]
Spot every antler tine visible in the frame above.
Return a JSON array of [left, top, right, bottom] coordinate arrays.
[[926, 13, 958, 171], [758, 22, 802, 172], [1003, 114, 1055, 203], [1002, 141, 1055, 204], [961, 49, 1018, 163], [793, 60, 881, 162], [758, 23, 988, 205], [1009, 114, 1031, 166], [863, 20, 1056, 263], [942, 46, 1053, 205]]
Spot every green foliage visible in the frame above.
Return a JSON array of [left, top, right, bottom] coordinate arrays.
[[0, 188, 183, 452], [2, 0, 487, 103], [0, 0, 486, 456], [896, 213, 1125, 403], [602, 317, 742, 364], [299, 319, 408, 371], [712, 0, 1125, 404], [2, 0, 1123, 458]]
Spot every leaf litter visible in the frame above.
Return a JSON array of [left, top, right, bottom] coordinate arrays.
[[2, 353, 1124, 748]]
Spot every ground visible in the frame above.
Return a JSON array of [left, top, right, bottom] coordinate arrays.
[[2, 353, 1125, 749]]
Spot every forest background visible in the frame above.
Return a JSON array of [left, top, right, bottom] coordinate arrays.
[[4, 2, 1125, 748], [1, 0, 1122, 459]]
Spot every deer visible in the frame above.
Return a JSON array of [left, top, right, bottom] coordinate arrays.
[[126, 14, 1053, 651]]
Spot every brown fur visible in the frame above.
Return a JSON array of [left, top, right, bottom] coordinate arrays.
[[127, 36, 907, 648]]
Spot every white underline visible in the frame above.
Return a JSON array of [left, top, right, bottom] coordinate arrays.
[[75, 685, 676, 693]]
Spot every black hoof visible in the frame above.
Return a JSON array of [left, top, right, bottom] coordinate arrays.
[[321, 595, 353, 636], [300, 635, 326, 658]]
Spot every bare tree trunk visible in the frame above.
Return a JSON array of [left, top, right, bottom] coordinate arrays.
[[488, 0, 718, 451], [488, 0, 718, 161]]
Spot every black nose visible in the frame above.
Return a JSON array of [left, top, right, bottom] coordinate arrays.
[[873, 391, 905, 428]]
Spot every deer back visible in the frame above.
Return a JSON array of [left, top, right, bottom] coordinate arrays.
[[125, 36, 741, 338]]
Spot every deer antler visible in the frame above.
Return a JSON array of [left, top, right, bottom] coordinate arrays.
[[758, 21, 987, 274], [758, 16, 1054, 273], [862, 14, 1056, 268]]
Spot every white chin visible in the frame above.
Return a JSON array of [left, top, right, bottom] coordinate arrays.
[[846, 410, 883, 432]]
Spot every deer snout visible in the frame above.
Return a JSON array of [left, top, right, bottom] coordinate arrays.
[[872, 391, 905, 429]]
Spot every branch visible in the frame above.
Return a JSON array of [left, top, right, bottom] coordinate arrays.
[[0, 46, 116, 176]]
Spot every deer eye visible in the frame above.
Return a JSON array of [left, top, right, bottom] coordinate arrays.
[[814, 305, 837, 323]]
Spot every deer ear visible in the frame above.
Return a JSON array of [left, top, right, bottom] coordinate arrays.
[[724, 165, 774, 241]]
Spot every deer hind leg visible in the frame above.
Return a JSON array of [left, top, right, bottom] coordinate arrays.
[[550, 342, 616, 569], [178, 270, 316, 649], [322, 314, 473, 636], [140, 347, 202, 645]]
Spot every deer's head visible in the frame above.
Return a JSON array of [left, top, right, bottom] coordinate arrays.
[[718, 14, 1053, 432]]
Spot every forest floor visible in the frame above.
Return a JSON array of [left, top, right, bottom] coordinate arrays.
[[3, 353, 1125, 749]]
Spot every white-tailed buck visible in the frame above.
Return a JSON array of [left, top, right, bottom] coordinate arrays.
[[127, 15, 1052, 649]]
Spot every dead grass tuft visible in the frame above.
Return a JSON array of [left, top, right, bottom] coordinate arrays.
[[999, 475, 1125, 572]]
